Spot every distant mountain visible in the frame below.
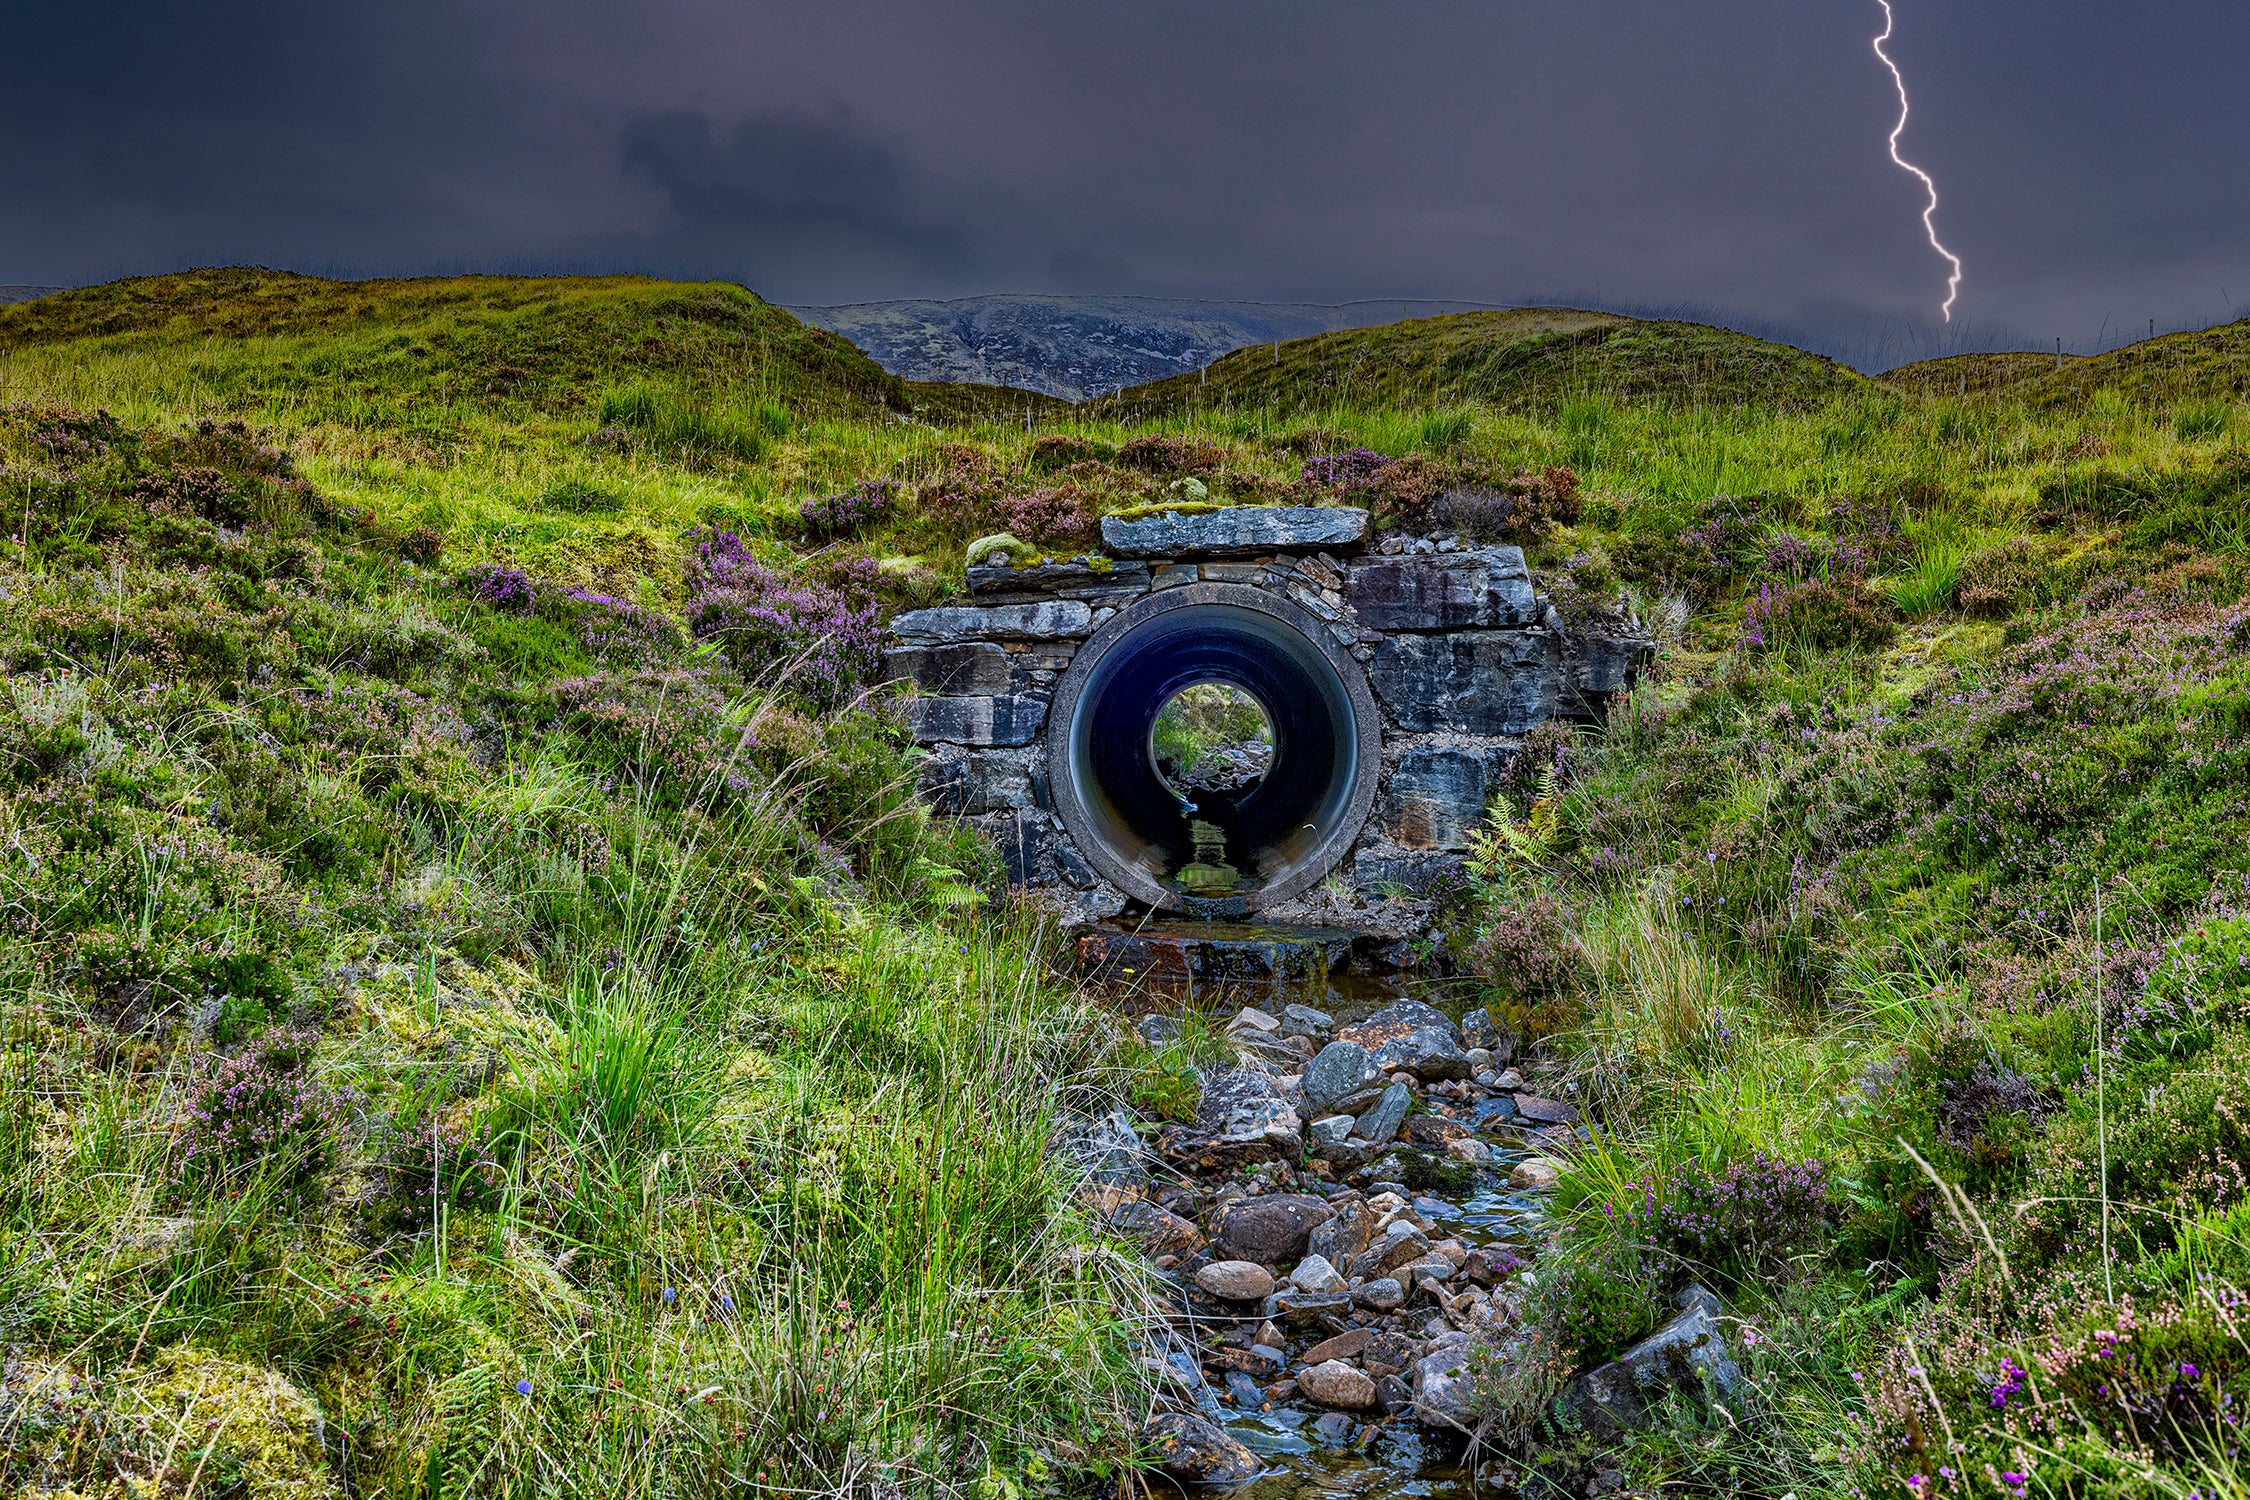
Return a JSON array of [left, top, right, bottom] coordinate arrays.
[[788, 294, 1514, 400], [0, 286, 65, 307]]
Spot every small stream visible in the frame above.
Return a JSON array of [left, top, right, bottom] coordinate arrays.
[[1113, 946, 1561, 1497]]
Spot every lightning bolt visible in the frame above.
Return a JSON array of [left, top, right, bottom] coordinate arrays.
[[1872, 0, 1963, 321]]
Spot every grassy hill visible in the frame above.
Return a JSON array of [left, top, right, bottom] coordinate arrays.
[[1883, 317, 2250, 411], [4, 270, 2250, 1497], [1085, 307, 1870, 420]]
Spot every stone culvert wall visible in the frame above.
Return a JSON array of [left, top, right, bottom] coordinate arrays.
[[883, 505, 1650, 927]]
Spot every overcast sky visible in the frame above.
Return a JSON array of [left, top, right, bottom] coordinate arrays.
[[5, 1, 2246, 366]]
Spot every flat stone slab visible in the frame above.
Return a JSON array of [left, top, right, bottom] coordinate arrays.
[[882, 642, 1017, 696], [889, 600, 1091, 644], [901, 693, 1050, 747], [1347, 546, 1539, 631], [1100, 505, 1368, 559], [1376, 743, 1514, 850], [967, 558, 1151, 602], [1370, 630, 1558, 735]]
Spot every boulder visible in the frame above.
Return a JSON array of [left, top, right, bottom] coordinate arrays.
[[1513, 1094, 1580, 1124], [1507, 1156, 1562, 1190], [1410, 1334, 1480, 1430], [1145, 1413, 1262, 1486], [1345, 546, 1539, 631], [1209, 1194, 1336, 1266], [1340, 1002, 1472, 1081], [889, 600, 1091, 644], [1107, 1200, 1206, 1259], [1458, 1007, 1510, 1057], [1352, 1082, 1413, 1146], [1368, 629, 1559, 736], [1302, 1041, 1386, 1118], [1194, 1261, 1276, 1301], [1299, 1359, 1378, 1410], [1401, 1114, 1470, 1149], [1193, 1069, 1305, 1159], [1352, 1277, 1407, 1312], [1562, 1289, 1743, 1442], [1100, 505, 1368, 559], [1462, 1245, 1520, 1286], [1288, 1253, 1348, 1295]]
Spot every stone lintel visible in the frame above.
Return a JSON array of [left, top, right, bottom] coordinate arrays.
[[889, 601, 1092, 645], [1100, 505, 1369, 559]]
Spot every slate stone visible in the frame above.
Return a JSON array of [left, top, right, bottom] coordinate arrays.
[[1057, 1105, 1152, 1186], [1352, 1277, 1406, 1312], [966, 558, 1151, 602], [914, 746, 1037, 816], [1302, 1327, 1373, 1365], [1352, 1082, 1413, 1145], [1145, 1413, 1262, 1486], [1302, 1041, 1386, 1118], [1306, 1196, 1377, 1265], [889, 600, 1092, 644], [1281, 1002, 1335, 1039], [1100, 505, 1369, 559], [1459, 1007, 1509, 1055], [1376, 745, 1506, 850], [1310, 1114, 1356, 1145], [1514, 1094, 1580, 1124], [1409, 1336, 1479, 1431], [1209, 1193, 1337, 1265], [1352, 849, 1468, 897], [1346, 546, 1539, 631], [881, 642, 1016, 696], [968, 811, 1047, 884], [1568, 629, 1653, 700], [1106, 1200, 1206, 1259], [1271, 1289, 1355, 1331], [1347, 1224, 1430, 1282], [1369, 630, 1559, 735], [1195, 1070, 1305, 1159], [1562, 1291, 1743, 1442], [901, 693, 1049, 747]]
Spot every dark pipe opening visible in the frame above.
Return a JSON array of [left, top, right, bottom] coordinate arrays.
[[1061, 600, 1369, 905]]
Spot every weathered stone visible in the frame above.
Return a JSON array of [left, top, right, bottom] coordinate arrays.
[[1194, 1260, 1276, 1301], [901, 693, 1049, 747], [1150, 562, 1199, 590], [1272, 1289, 1354, 1330], [1369, 630, 1558, 735], [1352, 849, 1467, 897], [1280, 1002, 1335, 1039], [1376, 745, 1509, 850], [914, 745, 1038, 816], [966, 558, 1151, 603], [1200, 561, 1267, 584], [890, 600, 1092, 644], [1347, 546, 1539, 631], [1352, 1277, 1406, 1312], [1402, 1114, 1470, 1149], [1348, 1224, 1430, 1282], [1446, 1137, 1492, 1163], [1562, 1290, 1743, 1442], [1462, 1246, 1518, 1285], [1514, 1095, 1580, 1124], [1341, 997, 1455, 1042], [1288, 1253, 1348, 1294], [882, 642, 1018, 696], [1209, 1193, 1336, 1265], [1107, 1200, 1206, 1259], [1459, 1007, 1509, 1055], [1302, 1041, 1386, 1118], [1057, 1105, 1152, 1186], [1145, 1413, 1262, 1486], [1309, 1114, 1356, 1145], [1309, 1410, 1360, 1446], [1101, 504, 1368, 559], [1352, 1082, 1413, 1146], [1410, 1334, 1479, 1430], [1570, 630, 1651, 697], [1299, 1359, 1377, 1410], [1507, 1156, 1562, 1190], [1399, 1255, 1456, 1290], [968, 810, 1052, 884], [1306, 1197, 1378, 1265], [1303, 1327, 1373, 1365]]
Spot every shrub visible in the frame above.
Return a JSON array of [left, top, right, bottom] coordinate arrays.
[[1026, 433, 1107, 471], [1300, 447, 1390, 492], [464, 563, 534, 613], [400, 525, 445, 564], [1467, 891, 1587, 1032], [682, 527, 881, 711], [993, 485, 1097, 548], [1608, 1153, 1833, 1281], [1115, 434, 1221, 475], [798, 479, 897, 539], [1363, 454, 1456, 529], [1432, 466, 1583, 543], [1741, 577, 1899, 652], [178, 1032, 352, 1196], [360, 1109, 505, 1236]]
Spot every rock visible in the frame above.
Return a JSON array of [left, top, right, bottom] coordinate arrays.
[[1249, 1343, 1288, 1375], [1288, 1254, 1348, 1295], [1272, 1289, 1355, 1331], [1209, 1194, 1337, 1266], [1345, 546, 1539, 631], [881, 642, 1017, 696], [1223, 1370, 1266, 1409], [1309, 1114, 1356, 1145], [1373, 744, 1513, 851], [1194, 1069, 1305, 1158], [1228, 1005, 1282, 1034], [1340, 1002, 1472, 1081], [1299, 1359, 1377, 1410], [1562, 1291, 1743, 1442], [1136, 1014, 1181, 1045], [1257, 1319, 1286, 1349], [1428, 1237, 1469, 1269], [1402, 1114, 1469, 1149], [1494, 1068, 1524, 1090], [1100, 505, 1369, 559], [1513, 1094, 1579, 1124], [1410, 1337, 1480, 1430], [1369, 629, 1559, 736], [1107, 1200, 1206, 1259], [966, 557, 1151, 602], [1459, 1007, 1510, 1056], [1303, 1327, 1373, 1364], [1309, 1410, 1359, 1446], [1506, 1157, 1562, 1190], [1348, 1223, 1431, 1282], [1464, 1047, 1493, 1071], [1399, 1255, 1456, 1290], [1446, 1137, 1492, 1164], [1145, 1413, 1262, 1486], [1280, 1002, 1335, 1039], [890, 600, 1092, 644], [1307, 1197, 1378, 1265], [1353, 1277, 1407, 1312], [900, 693, 1051, 747], [1463, 1245, 1519, 1285], [1473, 1069, 1499, 1088], [1195, 1261, 1277, 1301], [1352, 1082, 1414, 1146], [1302, 1041, 1387, 1118], [1058, 1105, 1153, 1186]]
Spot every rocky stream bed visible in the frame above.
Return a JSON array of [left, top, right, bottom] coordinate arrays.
[[1070, 937, 1744, 1497]]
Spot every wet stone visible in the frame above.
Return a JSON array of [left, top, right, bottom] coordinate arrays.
[[1299, 1359, 1377, 1410], [1145, 1413, 1262, 1486]]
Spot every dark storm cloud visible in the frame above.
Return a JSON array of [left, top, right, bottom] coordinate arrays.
[[5, 0, 2248, 364]]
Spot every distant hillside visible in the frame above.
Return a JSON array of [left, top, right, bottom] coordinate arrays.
[[1882, 318, 2250, 408], [0, 285, 64, 307], [790, 294, 1514, 400], [1084, 308, 1869, 419], [0, 268, 911, 424]]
